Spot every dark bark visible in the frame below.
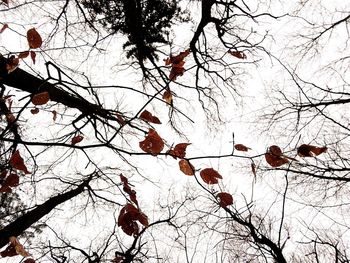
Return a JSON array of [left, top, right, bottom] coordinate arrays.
[[190, 0, 215, 49], [0, 56, 114, 121], [0, 177, 90, 248], [0, 91, 20, 143], [225, 208, 287, 263]]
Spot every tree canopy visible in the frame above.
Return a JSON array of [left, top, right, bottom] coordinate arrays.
[[0, 0, 350, 262]]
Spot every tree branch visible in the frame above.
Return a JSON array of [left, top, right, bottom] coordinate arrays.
[[0, 176, 92, 248]]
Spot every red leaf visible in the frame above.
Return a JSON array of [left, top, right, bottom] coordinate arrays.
[[200, 168, 222, 184], [137, 211, 149, 227], [269, 145, 283, 156], [0, 244, 17, 257], [115, 113, 125, 125], [234, 144, 251, 152], [179, 160, 195, 176], [0, 23, 8, 33], [118, 204, 147, 236], [30, 51, 36, 64], [51, 110, 57, 121], [27, 28, 42, 49], [9, 236, 30, 257], [139, 129, 164, 155], [165, 49, 190, 65], [31, 92, 50, 105], [163, 88, 173, 104], [172, 143, 191, 158], [118, 204, 139, 236], [129, 192, 138, 206], [165, 49, 190, 81], [0, 186, 12, 193], [169, 66, 185, 81], [4, 173, 19, 187], [119, 174, 128, 185], [6, 56, 19, 73], [71, 135, 84, 145], [265, 145, 289, 167], [120, 174, 138, 206], [18, 51, 29, 59], [297, 144, 327, 157], [139, 110, 161, 124], [265, 153, 289, 167], [24, 259, 36, 263], [10, 150, 30, 174], [217, 192, 233, 207], [30, 108, 39, 114], [6, 113, 16, 124], [228, 50, 247, 59]]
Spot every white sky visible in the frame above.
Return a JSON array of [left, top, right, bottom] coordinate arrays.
[[1, 0, 350, 262]]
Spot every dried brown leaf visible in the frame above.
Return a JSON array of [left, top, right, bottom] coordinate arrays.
[[163, 88, 173, 104], [10, 150, 30, 174], [31, 92, 49, 105], [179, 160, 195, 176], [217, 192, 233, 207], [51, 110, 57, 121], [0, 23, 8, 33], [165, 49, 190, 81], [4, 173, 19, 187], [18, 51, 29, 59], [30, 51, 36, 64], [265, 153, 289, 167], [200, 168, 222, 184], [171, 143, 191, 158], [27, 28, 42, 49], [228, 50, 247, 59], [0, 243, 17, 257], [140, 110, 161, 124], [234, 144, 251, 152], [297, 144, 327, 157], [30, 108, 39, 114], [9, 236, 30, 257], [71, 135, 84, 145], [139, 129, 164, 155]]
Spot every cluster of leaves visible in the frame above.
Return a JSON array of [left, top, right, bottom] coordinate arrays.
[[140, 110, 161, 124], [1, 95, 15, 125], [0, 171, 19, 193], [164, 49, 190, 81], [0, 26, 42, 71], [233, 142, 327, 169], [0, 150, 30, 193], [118, 175, 148, 236], [265, 144, 327, 167], [0, 236, 35, 263], [28, 92, 61, 133], [30, 91, 50, 115], [138, 124, 234, 208], [29, 91, 58, 123]]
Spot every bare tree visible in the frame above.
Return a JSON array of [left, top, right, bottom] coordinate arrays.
[[1, 0, 349, 262]]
